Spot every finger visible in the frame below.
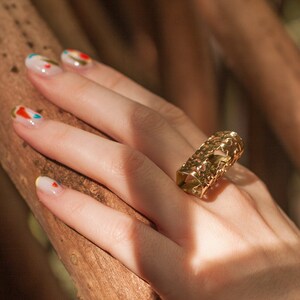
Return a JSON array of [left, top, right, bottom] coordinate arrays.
[[33, 51, 206, 148], [222, 165, 300, 243], [25, 53, 279, 236], [12, 109, 194, 241], [25, 60, 194, 179], [35, 176, 186, 298]]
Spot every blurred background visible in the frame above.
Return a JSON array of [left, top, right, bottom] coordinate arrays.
[[1, 0, 300, 299]]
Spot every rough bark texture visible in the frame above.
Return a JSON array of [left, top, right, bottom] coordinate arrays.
[[0, 0, 155, 299], [194, 0, 300, 169]]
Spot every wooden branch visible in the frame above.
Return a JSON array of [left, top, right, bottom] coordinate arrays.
[[0, 165, 69, 299], [30, 0, 98, 58], [0, 0, 155, 298], [221, 72, 293, 208], [194, 0, 300, 169], [153, 0, 218, 135], [248, 104, 292, 209], [112, 0, 160, 92], [69, 0, 155, 89]]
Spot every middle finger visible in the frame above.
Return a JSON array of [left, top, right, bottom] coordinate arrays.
[[26, 60, 194, 179], [12, 112, 196, 241]]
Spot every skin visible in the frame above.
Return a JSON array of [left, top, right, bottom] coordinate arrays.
[[13, 58, 300, 299]]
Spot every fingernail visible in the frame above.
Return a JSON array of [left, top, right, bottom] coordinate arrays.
[[35, 176, 63, 196], [61, 49, 93, 69], [25, 53, 63, 76], [11, 105, 43, 127]]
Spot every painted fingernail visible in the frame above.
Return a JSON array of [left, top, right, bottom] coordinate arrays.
[[35, 176, 63, 196], [25, 53, 62, 76], [11, 105, 43, 127], [61, 49, 93, 69]]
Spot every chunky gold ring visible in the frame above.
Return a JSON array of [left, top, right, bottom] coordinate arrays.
[[176, 131, 244, 198]]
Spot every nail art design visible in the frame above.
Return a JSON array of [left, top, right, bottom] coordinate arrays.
[[35, 176, 63, 196], [11, 105, 43, 127], [25, 53, 62, 76], [61, 49, 92, 68]]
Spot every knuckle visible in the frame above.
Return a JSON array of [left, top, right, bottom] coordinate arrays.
[[110, 146, 146, 177], [108, 217, 141, 246], [72, 80, 92, 104], [158, 103, 188, 126], [103, 71, 124, 90], [66, 197, 86, 218], [130, 104, 167, 134], [193, 263, 228, 296], [229, 184, 257, 208], [254, 181, 276, 206], [256, 179, 270, 195], [240, 189, 258, 209], [47, 123, 72, 149]]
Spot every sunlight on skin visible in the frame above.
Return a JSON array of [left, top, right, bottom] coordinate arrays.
[[10, 51, 300, 299]]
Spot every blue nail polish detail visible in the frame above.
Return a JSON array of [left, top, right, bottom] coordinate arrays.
[[33, 114, 42, 119], [28, 53, 38, 59], [63, 50, 68, 54]]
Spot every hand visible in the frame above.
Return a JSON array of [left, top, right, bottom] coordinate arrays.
[[12, 51, 300, 299]]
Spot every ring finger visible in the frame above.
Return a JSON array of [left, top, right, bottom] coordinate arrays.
[[12, 111, 197, 241], [35, 178, 186, 298], [25, 54, 194, 179], [59, 49, 207, 148]]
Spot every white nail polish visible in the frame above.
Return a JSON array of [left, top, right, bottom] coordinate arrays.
[[25, 53, 63, 76], [11, 105, 43, 128], [35, 176, 63, 196], [61, 49, 93, 69]]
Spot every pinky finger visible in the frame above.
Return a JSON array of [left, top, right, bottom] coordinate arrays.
[[35, 176, 185, 297]]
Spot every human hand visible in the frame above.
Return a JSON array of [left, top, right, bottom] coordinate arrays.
[[12, 51, 300, 299]]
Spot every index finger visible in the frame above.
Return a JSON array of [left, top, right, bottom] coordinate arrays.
[[59, 49, 206, 148]]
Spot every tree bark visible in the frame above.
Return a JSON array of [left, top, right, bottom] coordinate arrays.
[[194, 0, 300, 169], [0, 0, 155, 299]]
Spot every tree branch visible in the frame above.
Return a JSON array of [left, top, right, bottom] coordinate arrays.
[[194, 0, 300, 168], [0, 0, 155, 298]]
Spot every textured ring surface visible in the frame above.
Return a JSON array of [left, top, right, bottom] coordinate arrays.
[[176, 131, 244, 198]]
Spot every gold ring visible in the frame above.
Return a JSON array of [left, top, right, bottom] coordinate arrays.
[[176, 131, 244, 198]]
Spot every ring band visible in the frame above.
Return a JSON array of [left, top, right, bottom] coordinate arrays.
[[176, 131, 244, 198]]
